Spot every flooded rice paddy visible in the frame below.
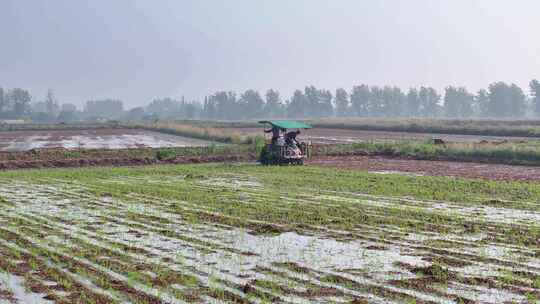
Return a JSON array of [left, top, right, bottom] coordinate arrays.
[[1, 166, 540, 303], [0, 129, 214, 151]]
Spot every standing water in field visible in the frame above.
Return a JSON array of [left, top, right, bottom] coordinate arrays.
[[0, 129, 215, 151]]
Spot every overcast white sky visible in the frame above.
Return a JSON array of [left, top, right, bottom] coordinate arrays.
[[1, 0, 539, 108]]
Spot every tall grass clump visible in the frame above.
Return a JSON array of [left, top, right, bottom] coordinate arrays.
[[314, 140, 540, 166], [130, 122, 256, 144]]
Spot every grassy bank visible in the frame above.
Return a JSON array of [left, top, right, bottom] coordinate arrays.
[[5, 118, 540, 139], [1, 139, 540, 168], [165, 118, 540, 138], [314, 140, 540, 166], [129, 121, 260, 144], [4, 118, 540, 138], [309, 118, 540, 137]]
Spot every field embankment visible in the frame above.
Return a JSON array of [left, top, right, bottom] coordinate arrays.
[[309, 155, 540, 182], [1, 121, 540, 179], [308, 118, 540, 138], [313, 140, 540, 166], [167, 118, 540, 138], [0, 145, 257, 170], [129, 121, 260, 144], [2, 142, 540, 181]]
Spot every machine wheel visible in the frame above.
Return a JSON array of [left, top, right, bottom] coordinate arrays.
[[259, 148, 273, 165]]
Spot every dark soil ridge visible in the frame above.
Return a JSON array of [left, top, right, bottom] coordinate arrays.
[[310, 154, 540, 182], [0, 154, 255, 170], [313, 147, 540, 167]]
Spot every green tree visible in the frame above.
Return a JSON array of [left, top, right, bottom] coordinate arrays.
[[335, 88, 349, 117], [210, 91, 238, 120], [146, 98, 180, 118], [239, 89, 264, 119], [350, 85, 370, 117], [126, 107, 145, 121], [474, 89, 490, 117], [393, 87, 406, 117], [406, 88, 420, 117], [381, 86, 405, 117], [264, 89, 282, 118], [530, 79, 540, 117], [369, 86, 385, 116], [443, 86, 473, 118], [303, 86, 333, 117], [287, 90, 307, 118], [486, 82, 526, 118], [84, 99, 123, 118], [318, 89, 334, 117], [0, 87, 5, 115], [419, 87, 441, 117], [57, 109, 78, 122], [203, 96, 216, 119], [304, 86, 320, 117], [45, 89, 59, 116], [182, 101, 200, 119], [8, 88, 31, 117]]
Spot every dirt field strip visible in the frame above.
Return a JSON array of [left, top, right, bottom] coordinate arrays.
[[310, 155, 540, 182]]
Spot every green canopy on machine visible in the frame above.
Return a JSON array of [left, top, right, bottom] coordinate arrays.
[[258, 120, 312, 130]]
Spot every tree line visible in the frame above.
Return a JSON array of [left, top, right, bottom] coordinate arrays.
[[1, 80, 540, 122]]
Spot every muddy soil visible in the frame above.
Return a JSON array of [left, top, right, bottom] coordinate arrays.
[[309, 155, 540, 182], [0, 154, 254, 170], [0, 138, 538, 182], [1, 150, 538, 182], [231, 127, 533, 144]]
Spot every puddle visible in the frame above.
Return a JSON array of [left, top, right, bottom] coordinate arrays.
[[369, 170, 425, 177], [444, 282, 526, 303], [198, 177, 263, 188], [0, 271, 53, 304]]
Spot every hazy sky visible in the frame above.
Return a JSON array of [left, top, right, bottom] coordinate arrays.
[[1, 0, 539, 108]]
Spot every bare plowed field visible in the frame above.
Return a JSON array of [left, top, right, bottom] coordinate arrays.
[[0, 129, 214, 152], [310, 155, 540, 182]]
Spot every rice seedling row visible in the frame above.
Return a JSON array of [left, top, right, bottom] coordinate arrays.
[[1, 164, 540, 303]]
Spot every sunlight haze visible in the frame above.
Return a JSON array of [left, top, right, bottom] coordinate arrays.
[[1, 0, 539, 107]]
